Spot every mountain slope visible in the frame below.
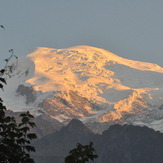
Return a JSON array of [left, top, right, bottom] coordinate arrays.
[[32, 119, 163, 163], [32, 119, 95, 162], [1, 45, 163, 133]]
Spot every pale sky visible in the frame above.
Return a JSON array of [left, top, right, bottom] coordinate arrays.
[[0, 0, 163, 67]]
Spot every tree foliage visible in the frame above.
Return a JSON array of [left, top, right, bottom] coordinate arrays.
[[0, 49, 37, 162], [65, 142, 98, 163]]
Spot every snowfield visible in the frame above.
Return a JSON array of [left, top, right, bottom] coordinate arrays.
[[1, 45, 163, 133]]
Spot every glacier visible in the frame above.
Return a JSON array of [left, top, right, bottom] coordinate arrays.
[[1, 45, 163, 133]]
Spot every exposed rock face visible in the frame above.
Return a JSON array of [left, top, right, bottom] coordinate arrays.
[[16, 84, 36, 104], [39, 91, 98, 121], [32, 119, 163, 163]]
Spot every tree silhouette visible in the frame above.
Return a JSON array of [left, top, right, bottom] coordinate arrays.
[[65, 142, 98, 163], [0, 59, 37, 162], [0, 27, 37, 162]]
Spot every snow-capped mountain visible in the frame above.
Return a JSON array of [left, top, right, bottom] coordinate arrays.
[[1, 45, 163, 133]]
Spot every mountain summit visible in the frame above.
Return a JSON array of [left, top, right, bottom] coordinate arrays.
[[1, 45, 163, 133]]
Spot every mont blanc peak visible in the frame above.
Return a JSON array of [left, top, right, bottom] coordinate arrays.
[[2, 45, 163, 133]]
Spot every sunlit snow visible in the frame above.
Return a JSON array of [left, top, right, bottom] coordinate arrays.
[[1, 45, 163, 132]]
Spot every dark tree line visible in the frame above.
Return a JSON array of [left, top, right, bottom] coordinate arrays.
[[65, 142, 98, 163]]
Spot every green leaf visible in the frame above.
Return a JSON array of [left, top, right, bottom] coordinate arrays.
[[8, 131, 17, 138], [3, 116, 11, 123], [27, 133, 37, 140], [19, 113, 27, 117], [16, 138, 26, 144], [25, 145, 36, 152], [17, 132, 23, 138], [0, 83, 4, 90], [8, 122, 17, 129], [0, 69, 5, 74], [28, 122, 36, 128], [21, 117, 30, 124], [19, 126, 30, 133], [27, 113, 34, 119], [23, 157, 35, 163], [0, 98, 3, 102], [0, 78, 6, 84]]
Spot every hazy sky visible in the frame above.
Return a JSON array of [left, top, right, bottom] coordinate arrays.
[[1, 0, 163, 67]]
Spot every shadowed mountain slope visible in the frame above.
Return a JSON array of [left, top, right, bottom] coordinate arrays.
[[33, 119, 163, 163]]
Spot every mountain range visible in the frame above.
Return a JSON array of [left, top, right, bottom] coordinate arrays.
[[1, 45, 163, 134], [32, 119, 163, 163]]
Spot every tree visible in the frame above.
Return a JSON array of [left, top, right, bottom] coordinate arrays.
[[0, 39, 37, 162], [65, 142, 98, 163]]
